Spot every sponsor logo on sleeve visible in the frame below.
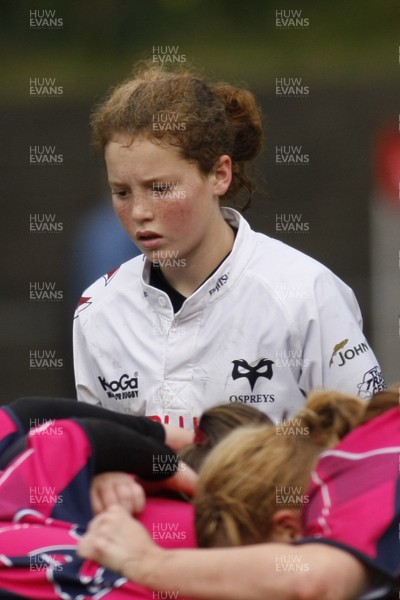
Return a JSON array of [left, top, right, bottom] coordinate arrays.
[[329, 339, 349, 367], [329, 339, 369, 368], [357, 366, 386, 399]]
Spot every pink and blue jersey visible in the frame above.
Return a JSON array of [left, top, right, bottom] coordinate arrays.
[[0, 408, 195, 599], [300, 407, 400, 593], [0, 404, 398, 598]]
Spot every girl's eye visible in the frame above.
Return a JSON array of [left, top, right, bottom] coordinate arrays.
[[112, 190, 129, 199]]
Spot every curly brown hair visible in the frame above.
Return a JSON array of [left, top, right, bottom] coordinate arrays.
[[90, 64, 263, 210]]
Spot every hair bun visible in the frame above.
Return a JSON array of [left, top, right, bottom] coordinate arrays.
[[300, 390, 365, 445], [212, 83, 263, 163]]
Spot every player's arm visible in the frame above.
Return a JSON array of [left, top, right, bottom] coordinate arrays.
[[299, 270, 385, 399], [73, 311, 102, 405], [90, 423, 196, 513], [90, 462, 197, 514], [77, 506, 368, 600]]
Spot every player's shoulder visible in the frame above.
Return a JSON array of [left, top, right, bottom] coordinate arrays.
[[250, 232, 339, 286], [232, 208, 337, 286], [74, 254, 144, 321], [84, 254, 144, 296], [328, 405, 400, 455]]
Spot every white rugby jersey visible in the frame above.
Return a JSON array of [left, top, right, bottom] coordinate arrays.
[[73, 208, 385, 429]]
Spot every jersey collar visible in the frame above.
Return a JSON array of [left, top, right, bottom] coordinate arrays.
[[141, 208, 257, 317]]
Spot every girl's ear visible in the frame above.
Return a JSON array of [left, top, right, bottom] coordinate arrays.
[[212, 155, 232, 196], [269, 509, 303, 543]]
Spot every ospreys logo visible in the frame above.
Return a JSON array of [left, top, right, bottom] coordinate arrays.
[[231, 358, 274, 391]]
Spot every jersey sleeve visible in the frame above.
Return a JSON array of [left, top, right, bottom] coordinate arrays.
[[0, 407, 25, 458], [297, 408, 400, 592], [0, 419, 94, 525], [73, 304, 102, 405], [298, 269, 385, 400]]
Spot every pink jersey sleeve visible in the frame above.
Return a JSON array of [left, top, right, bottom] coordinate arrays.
[[0, 418, 93, 524], [300, 407, 400, 586], [0, 407, 23, 456]]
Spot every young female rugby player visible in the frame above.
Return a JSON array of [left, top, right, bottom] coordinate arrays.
[[73, 64, 384, 428]]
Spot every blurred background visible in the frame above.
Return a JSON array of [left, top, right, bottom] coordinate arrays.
[[0, 0, 399, 402]]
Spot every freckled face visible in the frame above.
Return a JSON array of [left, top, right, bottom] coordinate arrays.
[[105, 134, 225, 262]]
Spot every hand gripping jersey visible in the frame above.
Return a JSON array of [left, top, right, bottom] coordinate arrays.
[[73, 208, 385, 429], [0, 408, 195, 600], [299, 407, 400, 597]]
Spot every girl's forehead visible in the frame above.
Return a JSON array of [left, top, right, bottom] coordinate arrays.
[[105, 134, 182, 160], [107, 130, 181, 148], [105, 135, 199, 180]]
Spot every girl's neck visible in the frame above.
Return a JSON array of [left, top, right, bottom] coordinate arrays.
[[160, 217, 235, 298]]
